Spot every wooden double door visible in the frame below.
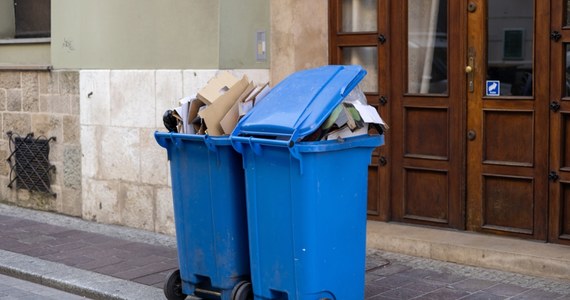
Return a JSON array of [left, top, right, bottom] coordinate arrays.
[[330, 0, 570, 244]]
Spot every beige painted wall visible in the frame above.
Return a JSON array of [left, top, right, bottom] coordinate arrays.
[[52, 0, 271, 70], [0, 43, 51, 66], [220, 0, 270, 69], [270, 0, 329, 84], [0, 0, 15, 39], [52, 0, 221, 69], [0, 0, 50, 66]]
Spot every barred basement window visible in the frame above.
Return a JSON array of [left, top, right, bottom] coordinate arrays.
[[6, 131, 56, 196]]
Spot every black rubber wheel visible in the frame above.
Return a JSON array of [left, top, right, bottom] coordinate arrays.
[[231, 281, 253, 300], [163, 269, 187, 300]]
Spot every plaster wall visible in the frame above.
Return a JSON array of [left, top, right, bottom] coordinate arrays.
[[270, 0, 329, 84], [0, 43, 51, 66], [52, 0, 220, 69], [52, 0, 270, 70], [0, 0, 15, 39]]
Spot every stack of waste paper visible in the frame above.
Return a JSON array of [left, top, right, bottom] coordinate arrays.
[[162, 71, 388, 139], [302, 85, 388, 141], [163, 71, 270, 135]]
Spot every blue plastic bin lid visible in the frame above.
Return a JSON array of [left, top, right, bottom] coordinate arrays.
[[231, 65, 367, 142]]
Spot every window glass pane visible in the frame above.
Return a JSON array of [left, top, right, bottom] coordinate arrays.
[[14, 0, 51, 38], [565, 44, 570, 97], [487, 0, 533, 96], [342, 0, 377, 32], [342, 47, 378, 93], [407, 0, 448, 94]]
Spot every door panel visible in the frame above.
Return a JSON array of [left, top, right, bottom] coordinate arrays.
[[467, 0, 549, 240], [404, 167, 449, 223], [405, 107, 449, 160], [329, 0, 391, 221], [549, 1, 570, 245], [483, 110, 534, 166], [482, 175, 534, 234], [390, 0, 465, 229]]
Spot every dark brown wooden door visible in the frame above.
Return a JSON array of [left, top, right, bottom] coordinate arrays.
[[548, 1, 570, 245], [466, 0, 549, 240], [329, 1, 560, 242], [329, 0, 391, 221], [389, 1, 466, 229]]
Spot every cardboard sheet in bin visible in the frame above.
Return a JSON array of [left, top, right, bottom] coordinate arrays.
[[231, 65, 366, 142]]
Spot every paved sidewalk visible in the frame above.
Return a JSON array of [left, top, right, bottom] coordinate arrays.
[[0, 273, 88, 300], [0, 203, 569, 299]]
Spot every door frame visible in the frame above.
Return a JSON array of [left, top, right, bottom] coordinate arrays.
[[328, 0, 392, 222], [548, 0, 570, 245]]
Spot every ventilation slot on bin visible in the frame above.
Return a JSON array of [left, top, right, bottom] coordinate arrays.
[[6, 131, 56, 196]]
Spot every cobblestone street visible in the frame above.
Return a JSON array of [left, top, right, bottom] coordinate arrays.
[[365, 250, 570, 299]]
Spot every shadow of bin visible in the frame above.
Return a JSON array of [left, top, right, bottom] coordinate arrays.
[[155, 133, 251, 300], [231, 65, 384, 300]]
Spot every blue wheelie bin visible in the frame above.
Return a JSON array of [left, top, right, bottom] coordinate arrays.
[[155, 134, 252, 300], [231, 65, 384, 300]]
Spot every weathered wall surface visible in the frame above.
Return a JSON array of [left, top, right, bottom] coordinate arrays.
[[0, 1, 318, 234], [270, 0, 329, 84], [80, 69, 269, 235], [52, 0, 221, 69], [52, 0, 271, 71], [0, 70, 82, 216]]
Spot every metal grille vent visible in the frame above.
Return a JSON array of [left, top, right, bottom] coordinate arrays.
[[6, 132, 56, 196]]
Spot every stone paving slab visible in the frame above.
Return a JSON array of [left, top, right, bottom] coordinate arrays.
[[0, 203, 569, 299], [0, 214, 178, 288], [365, 250, 570, 299], [0, 249, 163, 300], [0, 273, 88, 300]]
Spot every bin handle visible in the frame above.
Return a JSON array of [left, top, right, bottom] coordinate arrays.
[[247, 137, 262, 156], [204, 135, 218, 153], [171, 132, 183, 149], [289, 68, 342, 143], [340, 72, 365, 97], [231, 136, 244, 154], [288, 141, 304, 174], [231, 136, 290, 155]]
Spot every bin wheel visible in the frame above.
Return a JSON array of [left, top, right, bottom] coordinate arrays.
[[164, 269, 187, 300], [231, 281, 253, 300]]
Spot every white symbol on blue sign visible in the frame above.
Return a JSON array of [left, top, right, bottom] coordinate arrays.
[[486, 80, 500, 96]]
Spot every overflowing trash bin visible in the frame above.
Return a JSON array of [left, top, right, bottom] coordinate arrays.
[[155, 133, 252, 300], [231, 65, 384, 300]]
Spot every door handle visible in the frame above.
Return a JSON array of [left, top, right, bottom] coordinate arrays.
[[467, 130, 476, 141], [467, 47, 475, 93]]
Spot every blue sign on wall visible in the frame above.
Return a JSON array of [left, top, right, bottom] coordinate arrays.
[[486, 80, 500, 96]]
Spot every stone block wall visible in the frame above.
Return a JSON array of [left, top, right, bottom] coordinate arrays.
[[80, 69, 269, 236], [0, 70, 82, 216]]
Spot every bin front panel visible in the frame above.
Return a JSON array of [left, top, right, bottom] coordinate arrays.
[[241, 136, 380, 300], [156, 133, 250, 293]]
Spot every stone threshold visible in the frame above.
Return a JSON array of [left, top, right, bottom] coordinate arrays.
[[366, 221, 570, 281]]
